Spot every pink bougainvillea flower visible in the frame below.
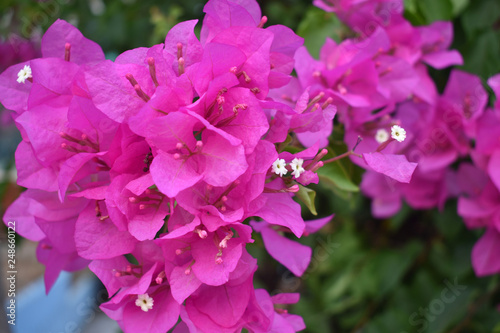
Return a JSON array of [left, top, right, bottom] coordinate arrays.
[[184, 266, 256, 332], [4, 190, 90, 291], [0, 61, 33, 114], [254, 289, 306, 332], [201, 0, 303, 92], [148, 113, 248, 198], [441, 69, 487, 137], [75, 201, 138, 260], [105, 174, 169, 241], [472, 227, 500, 277], [41, 19, 105, 64], [0, 37, 40, 73], [417, 21, 463, 69], [96, 242, 180, 333], [458, 181, 500, 230]]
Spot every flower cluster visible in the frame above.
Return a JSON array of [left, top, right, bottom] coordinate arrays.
[[457, 74, 500, 277], [273, 0, 461, 212], [309, 0, 500, 278], [0, 0, 358, 332]]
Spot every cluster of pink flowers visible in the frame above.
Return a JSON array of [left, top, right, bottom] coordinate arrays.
[[0, 0, 369, 332], [308, 0, 500, 278], [297, 0, 465, 213], [457, 75, 500, 277]]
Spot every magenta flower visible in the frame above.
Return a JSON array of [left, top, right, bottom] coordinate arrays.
[[95, 242, 181, 333], [417, 21, 463, 69], [75, 201, 138, 260], [4, 190, 90, 291], [458, 180, 500, 230], [253, 290, 306, 332], [148, 113, 248, 198], [441, 69, 487, 137], [472, 228, 500, 277]]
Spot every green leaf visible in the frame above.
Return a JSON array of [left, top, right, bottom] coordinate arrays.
[[450, 0, 469, 16], [296, 185, 318, 216], [404, 0, 418, 14], [317, 161, 359, 193], [364, 308, 419, 333], [433, 202, 462, 240], [426, 287, 472, 333], [297, 6, 345, 58], [459, 30, 500, 79], [376, 241, 423, 298], [404, 0, 427, 25], [417, 0, 453, 23], [387, 203, 411, 231], [460, 0, 500, 39]]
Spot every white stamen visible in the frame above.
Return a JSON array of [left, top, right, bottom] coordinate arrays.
[[17, 65, 32, 84], [290, 158, 305, 179], [391, 125, 406, 142], [375, 128, 389, 144], [272, 158, 288, 177], [135, 293, 154, 312]]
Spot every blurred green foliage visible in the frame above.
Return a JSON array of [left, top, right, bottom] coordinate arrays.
[[1, 0, 500, 332]]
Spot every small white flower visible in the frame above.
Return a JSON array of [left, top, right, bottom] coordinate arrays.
[[391, 125, 406, 142], [375, 129, 389, 144], [17, 65, 32, 84], [272, 158, 288, 177], [290, 158, 305, 178], [135, 293, 154, 312]]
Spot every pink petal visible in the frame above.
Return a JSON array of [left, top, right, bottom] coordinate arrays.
[[164, 20, 203, 67], [488, 150, 500, 192], [123, 287, 180, 333], [75, 202, 137, 259], [191, 234, 243, 286], [42, 19, 105, 64], [304, 215, 334, 235], [188, 275, 253, 328], [422, 50, 463, 69], [170, 262, 202, 304], [3, 193, 45, 241], [15, 141, 58, 192], [472, 228, 500, 276], [271, 293, 300, 305], [255, 193, 305, 237], [363, 152, 417, 183], [0, 62, 31, 113], [260, 227, 311, 276], [85, 61, 154, 123], [88, 256, 133, 297], [150, 151, 203, 198], [58, 152, 101, 201], [201, 131, 248, 187]]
